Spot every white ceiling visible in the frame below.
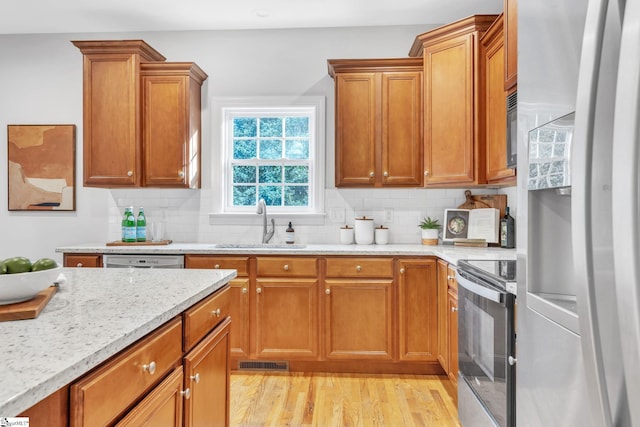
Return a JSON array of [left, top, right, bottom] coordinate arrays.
[[0, 0, 503, 35]]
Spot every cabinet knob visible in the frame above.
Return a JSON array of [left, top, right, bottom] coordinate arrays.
[[383, 171, 388, 178], [451, 307, 458, 313], [178, 171, 185, 178], [447, 275, 454, 281], [142, 361, 156, 375], [191, 373, 201, 384], [76, 262, 83, 267], [508, 356, 517, 366], [356, 265, 362, 272], [424, 170, 429, 176], [127, 171, 133, 177], [214, 264, 220, 269], [369, 172, 375, 178], [212, 308, 221, 317], [400, 267, 405, 274], [283, 264, 289, 271], [242, 287, 248, 294], [325, 288, 331, 295], [257, 287, 262, 294], [181, 388, 191, 399]]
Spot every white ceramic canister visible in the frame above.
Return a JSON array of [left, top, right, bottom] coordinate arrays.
[[339, 225, 354, 244], [354, 217, 374, 244], [375, 226, 389, 245]]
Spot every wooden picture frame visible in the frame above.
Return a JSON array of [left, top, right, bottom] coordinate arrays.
[[7, 124, 76, 211]]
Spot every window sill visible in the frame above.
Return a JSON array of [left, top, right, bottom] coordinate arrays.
[[209, 212, 326, 226]]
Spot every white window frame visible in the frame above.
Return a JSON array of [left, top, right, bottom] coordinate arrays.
[[210, 96, 326, 225]]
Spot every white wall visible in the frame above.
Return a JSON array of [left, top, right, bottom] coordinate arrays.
[[0, 25, 516, 262]]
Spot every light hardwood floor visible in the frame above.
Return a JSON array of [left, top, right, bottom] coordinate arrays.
[[230, 372, 460, 427]]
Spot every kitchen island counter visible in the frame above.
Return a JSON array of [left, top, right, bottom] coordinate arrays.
[[56, 243, 515, 265], [0, 267, 236, 416]]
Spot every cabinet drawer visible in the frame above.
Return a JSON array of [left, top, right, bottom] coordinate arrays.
[[325, 258, 394, 278], [70, 317, 183, 427], [64, 254, 102, 268], [185, 255, 249, 276], [256, 257, 318, 277], [447, 265, 458, 294], [183, 285, 231, 351]]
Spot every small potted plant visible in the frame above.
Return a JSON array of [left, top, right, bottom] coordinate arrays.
[[419, 217, 441, 245]]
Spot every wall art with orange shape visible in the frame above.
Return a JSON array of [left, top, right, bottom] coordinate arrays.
[[7, 124, 76, 211]]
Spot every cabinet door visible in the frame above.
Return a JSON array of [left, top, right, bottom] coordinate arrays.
[[398, 259, 438, 361], [381, 71, 423, 186], [229, 278, 250, 358], [142, 74, 191, 187], [115, 366, 184, 427], [334, 73, 377, 186], [141, 63, 205, 189], [448, 290, 459, 387], [324, 279, 394, 360], [436, 260, 450, 372], [81, 53, 141, 187], [183, 317, 231, 427], [255, 278, 319, 359], [424, 34, 477, 185], [483, 17, 516, 184], [63, 254, 102, 268]]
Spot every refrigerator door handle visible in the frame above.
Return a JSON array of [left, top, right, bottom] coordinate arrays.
[[572, 0, 614, 425], [612, 1, 640, 424]]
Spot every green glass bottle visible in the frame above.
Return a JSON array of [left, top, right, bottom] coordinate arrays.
[[136, 207, 147, 242], [121, 207, 130, 242], [124, 207, 137, 243]]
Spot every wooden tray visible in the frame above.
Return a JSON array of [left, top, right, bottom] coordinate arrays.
[[106, 240, 173, 246], [0, 286, 58, 321]]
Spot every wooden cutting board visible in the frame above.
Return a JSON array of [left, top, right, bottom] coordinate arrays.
[[0, 286, 58, 321], [106, 240, 173, 246], [458, 190, 507, 217]]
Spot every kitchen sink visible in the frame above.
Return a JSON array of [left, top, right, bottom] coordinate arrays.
[[214, 243, 307, 249]]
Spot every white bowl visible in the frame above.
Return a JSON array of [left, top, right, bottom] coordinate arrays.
[[0, 265, 62, 305]]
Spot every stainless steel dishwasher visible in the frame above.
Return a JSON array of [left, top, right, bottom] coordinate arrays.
[[103, 254, 184, 269]]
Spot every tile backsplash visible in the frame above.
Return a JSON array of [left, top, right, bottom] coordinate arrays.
[[107, 187, 517, 245]]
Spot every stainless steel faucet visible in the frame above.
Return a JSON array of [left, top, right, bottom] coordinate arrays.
[[256, 198, 275, 244]]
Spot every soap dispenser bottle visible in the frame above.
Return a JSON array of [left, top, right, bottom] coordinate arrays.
[[285, 222, 295, 244]]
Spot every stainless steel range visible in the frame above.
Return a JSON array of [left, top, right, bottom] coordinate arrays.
[[456, 259, 516, 427]]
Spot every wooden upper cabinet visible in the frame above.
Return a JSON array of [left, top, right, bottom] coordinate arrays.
[[409, 15, 497, 187], [482, 14, 516, 185], [504, 0, 518, 91], [72, 40, 206, 188], [328, 58, 423, 187], [141, 62, 207, 188]]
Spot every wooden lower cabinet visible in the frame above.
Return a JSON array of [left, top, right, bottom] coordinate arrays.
[[184, 317, 231, 427], [255, 278, 319, 359], [448, 287, 459, 387], [436, 260, 450, 372], [323, 278, 394, 360], [397, 258, 438, 361], [115, 367, 184, 427], [63, 253, 102, 268]]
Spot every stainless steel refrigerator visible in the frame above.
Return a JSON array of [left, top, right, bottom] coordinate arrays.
[[518, 0, 638, 425]]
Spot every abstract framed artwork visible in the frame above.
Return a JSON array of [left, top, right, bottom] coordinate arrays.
[[7, 124, 76, 211]]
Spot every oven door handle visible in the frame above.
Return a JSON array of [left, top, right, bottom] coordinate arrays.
[[456, 271, 504, 304]]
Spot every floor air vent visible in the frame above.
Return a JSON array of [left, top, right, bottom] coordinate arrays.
[[238, 360, 290, 371]]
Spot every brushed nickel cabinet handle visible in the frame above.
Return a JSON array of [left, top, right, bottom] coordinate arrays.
[[142, 361, 156, 375], [451, 307, 458, 312], [356, 265, 362, 272], [191, 373, 200, 384], [212, 308, 221, 317], [181, 388, 191, 399], [400, 268, 405, 274], [214, 264, 220, 269], [325, 288, 331, 295], [178, 171, 185, 178], [242, 287, 248, 294], [127, 171, 133, 177], [369, 172, 375, 178], [284, 264, 289, 271], [256, 287, 262, 294], [76, 263, 83, 267], [383, 171, 389, 177]]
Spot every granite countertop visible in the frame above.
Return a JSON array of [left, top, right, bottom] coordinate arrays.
[[0, 267, 236, 416], [56, 243, 516, 265]]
